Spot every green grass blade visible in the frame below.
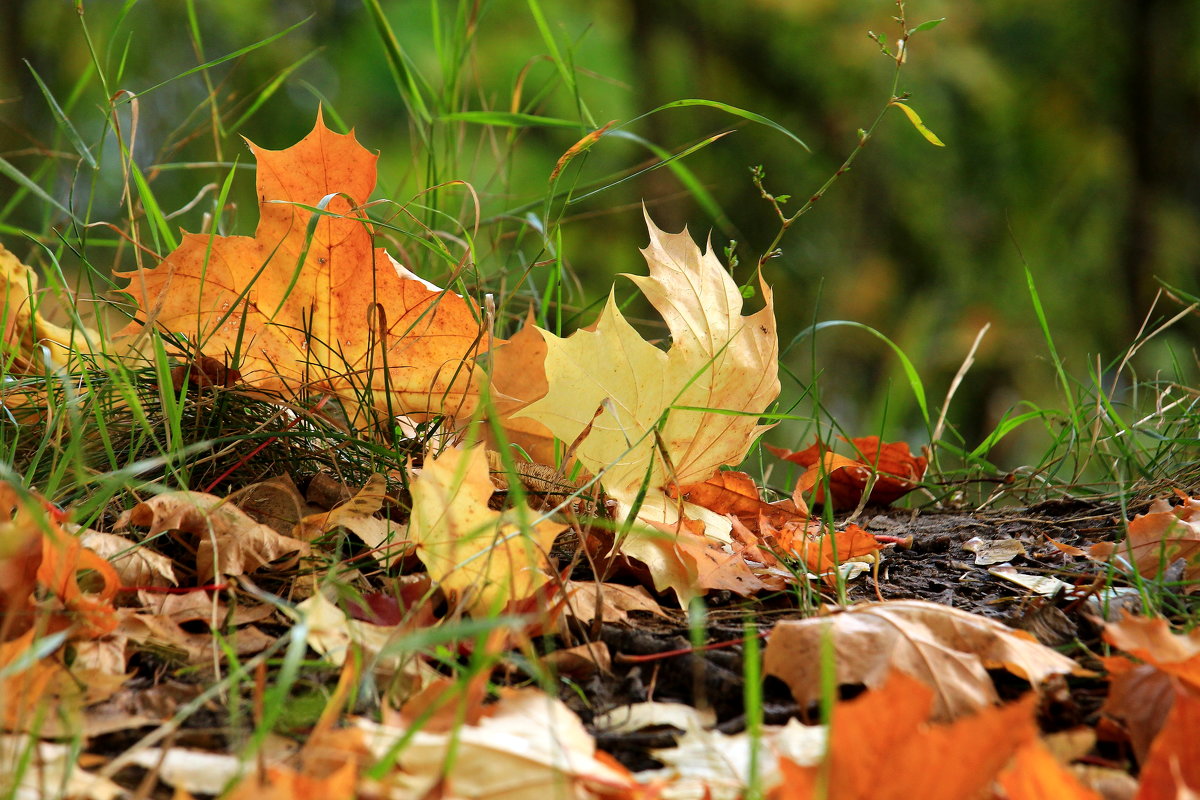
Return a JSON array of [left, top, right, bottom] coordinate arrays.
[[134, 16, 312, 99], [0, 157, 79, 224], [624, 98, 810, 152], [437, 110, 582, 129], [24, 61, 97, 169], [361, 0, 433, 125], [788, 319, 930, 426], [568, 132, 734, 205]]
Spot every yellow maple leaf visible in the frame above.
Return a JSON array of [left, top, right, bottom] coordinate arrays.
[[512, 210, 779, 537], [117, 111, 487, 422], [408, 444, 564, 615], [0, 242, 97, 370]]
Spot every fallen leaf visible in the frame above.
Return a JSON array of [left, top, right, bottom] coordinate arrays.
[[288, 590, 437, 700], [1097, 493, 1200, 586], [769, 436, 927, 510], [117, 110, 488, 422], [1102, 658, 1177, 765], [1135, 688, 1200, 799], [562, 579, 672, 625], [998, 742, 1104, 800], [0, 734, 125, 800], [763, 599, 1082, 722], [356, 687, 636, 799], [408, 444, 565, 615], [593, 701, 716, 735], [646, 719, 827, 800], [77, 530, 178, 592], [117, 490, 308, 581], [1103, 612, 1200, 691], [0, 241, 97, 371], [771, 670, 1038, 800], [511, 209, 779, 539], [621, 520, 777, 605], [294, 473, 408, 564], [118, 609, 275, 665], [963, 535, 1026, 565], [774, 522, 884, 581]]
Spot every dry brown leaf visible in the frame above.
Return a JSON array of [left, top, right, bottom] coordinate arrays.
[[117, 490, 309, 581], [78, 529, 178, 591], [294, 473, 409, 564], [117, 110, 489, 422], [510, 210, 779, 541], [562, 579, 672, 625], [409, 444, 565, 615], [763, 599, 1082, 722], [355, 687, 636, 799], [118, 609, 275, 665]]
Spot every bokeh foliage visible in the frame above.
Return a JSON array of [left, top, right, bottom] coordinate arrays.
[[2, 0, 1198, 469]]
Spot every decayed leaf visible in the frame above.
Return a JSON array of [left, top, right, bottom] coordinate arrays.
[[117, 110, 488, 421], [763, 600, 1082, 722], [355, 688, 636, 799], [510, 210, 779, 538], [78, 530, 178, 591], [768, 436, 927, 510], [117, 490, 309, 581], [772, 671, 1038, 800], [0, 241, 97, 370], [294, 473, 409, 564], [408, 444, 565, 615]]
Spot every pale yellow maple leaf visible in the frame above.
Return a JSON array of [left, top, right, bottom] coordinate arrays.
[[513, 210, 779, 538], [408, 444, 564, 615]]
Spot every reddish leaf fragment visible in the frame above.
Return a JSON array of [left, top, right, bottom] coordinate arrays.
[[170, 355, 242, 391], [769, 435, 927, 510]]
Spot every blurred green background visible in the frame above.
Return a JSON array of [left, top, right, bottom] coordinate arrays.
[[2, 0, 1198, 472]]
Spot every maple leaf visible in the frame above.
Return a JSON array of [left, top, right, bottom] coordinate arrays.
[[508, 210, 779, 539], [762, 599, 1083, 722], [768, 436, 927, 510], [1090, 492, 1200, 586], [0, 241, 97, 371], [771, 671, 1040, 800], [1103, 611, 1200, 691], [408, 444, 565, 615], [1134, 689, 1200, 800], [117, 111, 487, 421]]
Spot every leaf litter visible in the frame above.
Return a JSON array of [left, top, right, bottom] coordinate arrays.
[[2, 112, 1200, 798]]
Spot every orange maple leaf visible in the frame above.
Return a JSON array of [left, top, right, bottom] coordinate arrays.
[[771, 670, 1038, 800], [118, 110, 487, 421], [769, 435, 927, 510]]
